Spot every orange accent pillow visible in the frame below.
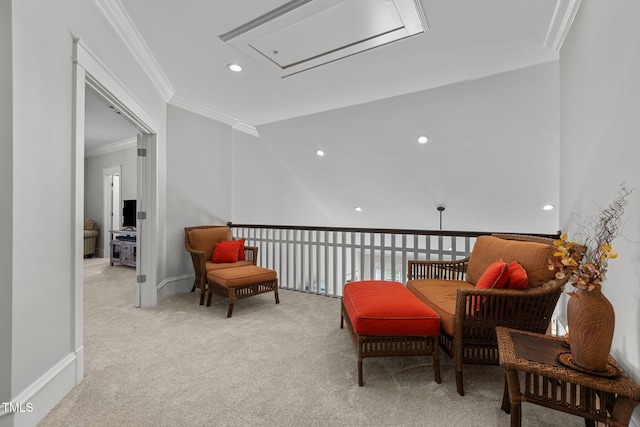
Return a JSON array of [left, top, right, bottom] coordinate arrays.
[[507, 261, 529, 290], [212, 240, 241, 263], [475, 259, 509, 289], [236, 238, 246, 261]]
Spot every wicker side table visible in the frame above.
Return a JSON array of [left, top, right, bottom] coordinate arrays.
[[496, 327, 640, 427]]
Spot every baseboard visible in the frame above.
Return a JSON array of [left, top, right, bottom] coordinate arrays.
[[0, 350, 81, 427], [157, 273, 194, 302]]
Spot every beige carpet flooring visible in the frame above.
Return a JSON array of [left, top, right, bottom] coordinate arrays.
[[40, 258, 583, 426]]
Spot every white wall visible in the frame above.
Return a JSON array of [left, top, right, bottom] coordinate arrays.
[[84, 147, 137, 253], [164, 105, 233, 291], [231, 129, 332, 226], [6, 1, 168, 425], [161, 106, 334, 298], [560, 1, 640, 424], [256, 62, 561, 232], [0, 0, 13, 416]]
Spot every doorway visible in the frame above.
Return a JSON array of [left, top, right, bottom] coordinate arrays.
[[103, 167, 122, 258], [72, 38, 160, 385]]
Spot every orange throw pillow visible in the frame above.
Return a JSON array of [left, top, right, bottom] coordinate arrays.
[[212, 240, 241, 263], [236, 238, 246, 261], [476, 259, 509, 289], [507, 261, 529, 290]]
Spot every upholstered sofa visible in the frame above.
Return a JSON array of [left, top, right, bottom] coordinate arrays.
[[83, 219, 100, 258], [406, 234, 563, 396]]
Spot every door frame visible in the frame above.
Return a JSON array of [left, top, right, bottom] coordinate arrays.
[[103, 166, 122, 258], [72, 38, 159, 384]]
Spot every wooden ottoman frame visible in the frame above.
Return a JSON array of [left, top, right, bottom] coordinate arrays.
[[340, 297, 441, 386], [206, 267, 279, 317]]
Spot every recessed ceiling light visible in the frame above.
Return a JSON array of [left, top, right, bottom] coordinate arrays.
[[316, 149, 325, 157], [543, 204, 555, 211], [354, 207, 362, 212], [227, 63, 243, 72], [417, 135, 429, 144]]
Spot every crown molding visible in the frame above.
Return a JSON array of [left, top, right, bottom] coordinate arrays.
[[169, 94, 259, 138], [232, 122, 260, 138], [91, 0, 174, 101], [544, 0, 583, 51], [85, 137, 137, 158]]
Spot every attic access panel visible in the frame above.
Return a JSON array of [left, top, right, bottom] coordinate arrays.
[[220, 0, 428, 77]]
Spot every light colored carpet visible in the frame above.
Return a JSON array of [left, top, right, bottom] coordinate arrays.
[[40, 258, 582, 426]]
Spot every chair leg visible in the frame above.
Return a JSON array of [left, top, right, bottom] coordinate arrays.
[[501, 375, 511, 413], [206, 291, 212, 307], [456, 369, 464, 396], [274, 286, 280, 304], [198, 279, 206, 305], [226, 302, 234, 318], [433, 345, 441, 384], [358, 357, 364, 386], [226, 289, 236, 318]]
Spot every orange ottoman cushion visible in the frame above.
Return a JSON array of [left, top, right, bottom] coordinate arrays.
[[207, 266, 277, 289], [343, 280, 440, 336]]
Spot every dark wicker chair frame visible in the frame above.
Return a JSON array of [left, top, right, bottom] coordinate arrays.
[[407, 234, 565, 396], [184, 225, 258, 305], [207, 276, 279, 318], [340, 299, 441, 386]]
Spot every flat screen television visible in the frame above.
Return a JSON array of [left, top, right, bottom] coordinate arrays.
[[122, 199, 137, 228]]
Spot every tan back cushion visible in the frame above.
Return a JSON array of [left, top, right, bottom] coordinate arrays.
[[467, 235, 556, 288], [188, 227, 232, 261]]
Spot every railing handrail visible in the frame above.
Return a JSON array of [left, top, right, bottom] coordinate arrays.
[[227, 223, 561, 298], [227, 222, 560, 239]]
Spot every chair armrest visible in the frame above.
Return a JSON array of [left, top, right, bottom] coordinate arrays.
[[453, 283, 563, 339], [407, 258, 469, 280], [243, 246, 258, 265], [84, 230, 99, 238], [185, 247, 206, 273]]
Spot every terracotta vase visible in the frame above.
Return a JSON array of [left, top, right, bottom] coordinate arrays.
[[567, 285, 615, 372]]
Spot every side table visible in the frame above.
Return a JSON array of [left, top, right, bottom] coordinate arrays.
[[496, 327, 640, 427]]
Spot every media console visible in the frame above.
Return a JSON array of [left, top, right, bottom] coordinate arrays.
[[109, 229, 137, 267]]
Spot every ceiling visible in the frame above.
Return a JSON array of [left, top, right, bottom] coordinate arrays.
[[85, 90, 138, 152], [89, 0, 572, 231]]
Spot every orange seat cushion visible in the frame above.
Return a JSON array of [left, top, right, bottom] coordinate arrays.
[[207, 266, 277, 289], [343, 280, 440, 336], [407, 279, 475, 337]]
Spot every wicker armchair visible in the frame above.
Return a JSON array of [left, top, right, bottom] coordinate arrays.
[[406, 234, 564, 396], [184, 225, 258, 305]]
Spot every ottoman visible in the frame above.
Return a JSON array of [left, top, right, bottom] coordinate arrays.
[[206, 265, 279, 317], [340, 280, 441, 386]]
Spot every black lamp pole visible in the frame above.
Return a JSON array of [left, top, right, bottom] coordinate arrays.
[[437, 206, 445, 231]]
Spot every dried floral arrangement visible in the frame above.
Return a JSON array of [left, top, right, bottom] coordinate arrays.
[[549, 183, 632, 295]]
